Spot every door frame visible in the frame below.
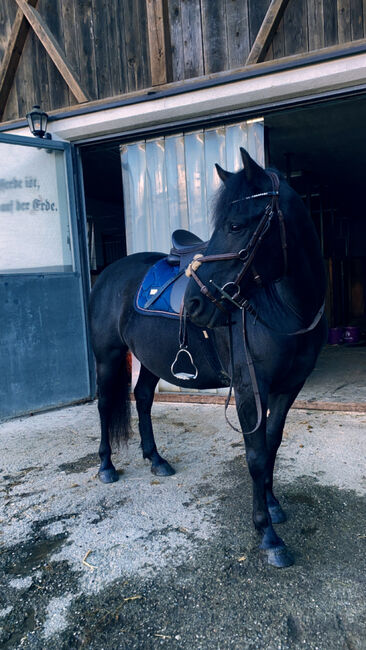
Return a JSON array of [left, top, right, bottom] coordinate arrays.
[[0, 132, 95, 417]]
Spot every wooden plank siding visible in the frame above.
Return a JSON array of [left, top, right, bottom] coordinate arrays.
[[226, 0, 251, 68], [1, 0, 366, 122], [352, 0, 364, 39], [308, 0, 325, 51], [0, 0, 17, 62], [201, 0, 228, 74], [338, 0, 352, 43], [284, 0, 308, 56], [180, 0, 204, 79], [323, 0, 339, 46], [146, 0, 170, 85], [168, 0, 185, 81], [39, 0, 75, 107], [73, 0, 98, 104]]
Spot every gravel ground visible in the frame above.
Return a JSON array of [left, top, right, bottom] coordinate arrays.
[[0, 401, 365, 649]]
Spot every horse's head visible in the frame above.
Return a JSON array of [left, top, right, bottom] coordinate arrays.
[[184, 148, 287, 328]]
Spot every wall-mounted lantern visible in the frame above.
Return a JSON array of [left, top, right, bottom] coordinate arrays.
[[26, 105, 52, 139]]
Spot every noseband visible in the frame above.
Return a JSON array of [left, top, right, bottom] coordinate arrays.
[[185, 171, 287, 313]]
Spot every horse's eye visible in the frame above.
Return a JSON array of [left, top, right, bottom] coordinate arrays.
[[229, 223, 244, 233]]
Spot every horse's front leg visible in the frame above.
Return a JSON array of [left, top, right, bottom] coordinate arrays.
[[236, 390, 294, 568], [265, 385, 305, 524]]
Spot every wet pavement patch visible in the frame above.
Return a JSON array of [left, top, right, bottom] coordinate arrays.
[[0, 557, 80, 650], [57, 453, 99, 474], [2, 467, 42, 492], [5, 534, 67, 577], [0, 519, 79, 649], [1, 517, 73, 577]]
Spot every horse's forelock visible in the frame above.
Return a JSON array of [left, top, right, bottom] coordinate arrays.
[[211, 166, 286, 229], [211, 169, 247, 228]]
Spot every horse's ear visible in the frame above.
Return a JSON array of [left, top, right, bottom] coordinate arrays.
[[215, 163, 233, 184], [240, 148, 266, 183]]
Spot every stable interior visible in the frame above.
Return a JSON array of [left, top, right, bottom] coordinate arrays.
[[266, 94, 366, 404]]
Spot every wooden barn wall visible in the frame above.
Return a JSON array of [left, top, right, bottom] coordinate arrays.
[[0, 0, 151, 121], [1, 0, 366, 122]]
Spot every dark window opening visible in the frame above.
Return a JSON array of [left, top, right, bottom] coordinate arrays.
[[80, 144, 126, 284], [266, 94, 366, 335]]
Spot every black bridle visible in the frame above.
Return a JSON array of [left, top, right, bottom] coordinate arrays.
[[186, 171, 287, 314], [184, 170, 324, 436]]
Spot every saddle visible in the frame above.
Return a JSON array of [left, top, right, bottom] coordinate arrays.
[[167, 229, 207, 267], [135, 230, 230, 387], [135, 229, 207, 317]]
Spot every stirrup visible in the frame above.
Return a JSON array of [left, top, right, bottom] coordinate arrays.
[[171, 346, 198, 381]]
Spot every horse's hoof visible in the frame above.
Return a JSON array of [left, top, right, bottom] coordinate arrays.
[[268, 504, 287, 524], [151, 460, 176, 476], [98, 467, 120, 483], [263, 545, 294, 568]]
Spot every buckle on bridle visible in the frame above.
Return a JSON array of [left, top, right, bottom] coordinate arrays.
[[209, 280, 243, 309], [238, 249, 249, 262]]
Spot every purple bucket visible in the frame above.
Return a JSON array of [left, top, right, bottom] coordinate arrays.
[[343, 326, 360, 344], [328, 327, 343, 345]]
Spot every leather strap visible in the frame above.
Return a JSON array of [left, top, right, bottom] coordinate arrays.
[[224, 310, 262, 435], [189, 267, 227, 313], [144, 268, 185, 309], [240, 298, 325, 337]]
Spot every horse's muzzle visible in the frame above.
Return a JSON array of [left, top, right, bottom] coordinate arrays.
[[184, 286, 225, 328]]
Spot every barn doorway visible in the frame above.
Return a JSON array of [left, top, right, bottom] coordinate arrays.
[[79, 143, 126, 285], [266, 93, 366, 405], [78, 94, 366, 407]]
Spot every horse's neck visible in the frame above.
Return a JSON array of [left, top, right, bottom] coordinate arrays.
[[275, 213, 326, 321]]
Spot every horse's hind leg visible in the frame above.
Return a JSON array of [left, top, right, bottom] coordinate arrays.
[[134, 364, 175, 476], [97, 346, 132, 484], [265, 384, 305, 523]]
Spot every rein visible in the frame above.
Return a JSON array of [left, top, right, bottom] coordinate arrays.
[[223, 298, 325, 436]]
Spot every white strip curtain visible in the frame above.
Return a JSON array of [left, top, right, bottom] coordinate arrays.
[[120, 119, 264, 255], [120, 118, 264, 394]]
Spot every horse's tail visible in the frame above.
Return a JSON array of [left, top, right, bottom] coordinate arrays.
[[99, 348, 132, 447]]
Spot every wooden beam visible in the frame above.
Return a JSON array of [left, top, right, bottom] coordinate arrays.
[[0, 0, 38, 120], [151, 393, 366, 413], [146, 0, 170, 86], [246, 0, 291, 65], [14, 0, 89, 103]]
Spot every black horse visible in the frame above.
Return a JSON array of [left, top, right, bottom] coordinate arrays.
[[89, 148, 327, 568]]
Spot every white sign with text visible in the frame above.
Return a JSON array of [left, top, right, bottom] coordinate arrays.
[[0, 142, 74, 273]]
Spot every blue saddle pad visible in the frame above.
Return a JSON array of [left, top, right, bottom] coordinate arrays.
[[135, 257, 184, 318]]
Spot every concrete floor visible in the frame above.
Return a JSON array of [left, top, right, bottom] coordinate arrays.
[[0, 401, 365, 649], [298, 344, 366, 406]]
